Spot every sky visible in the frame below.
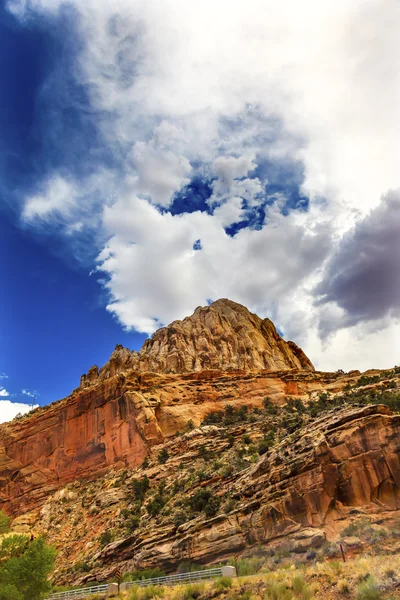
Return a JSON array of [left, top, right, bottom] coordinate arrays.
[[1, 0, 399, 423]]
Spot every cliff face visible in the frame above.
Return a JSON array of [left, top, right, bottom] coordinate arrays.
[[2, 298, 400, 584], [20, 403, 400, 585], [107, 404, 400, 574], [80, 299, 314, 387], [0, 367, 347, 516]]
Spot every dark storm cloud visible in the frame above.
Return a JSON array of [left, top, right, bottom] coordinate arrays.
[[315, 190, 400, 334]]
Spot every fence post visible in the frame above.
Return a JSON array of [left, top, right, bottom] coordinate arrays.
[[221, 566, 237, 578], [107, 583, 119, 597]]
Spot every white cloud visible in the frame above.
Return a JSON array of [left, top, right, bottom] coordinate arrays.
[[100, 195, 332, 334], [8, 0, 400, 371], [130, 141, 192, 207], [22, 175, 78, 221], [21, 389, 37, 398], [0, 400, 39, 424], [0, 387, 9, 397]]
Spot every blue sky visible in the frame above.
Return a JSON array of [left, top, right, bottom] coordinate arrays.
[[0, 3, 147, 411], [1, 0, 399, 421]]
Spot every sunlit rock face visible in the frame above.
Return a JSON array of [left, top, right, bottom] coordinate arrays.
[[80, 299, 315, 386]]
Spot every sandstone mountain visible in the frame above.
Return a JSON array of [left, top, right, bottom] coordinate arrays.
[[80, 299, 314, 387], [1, 298, 399, 586]]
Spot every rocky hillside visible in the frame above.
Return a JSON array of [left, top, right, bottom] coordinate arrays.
[[1, 299, 400, 586], [0, 368, 350, 516], [80, 299, 314, 386], [10, 383, 400, 586]]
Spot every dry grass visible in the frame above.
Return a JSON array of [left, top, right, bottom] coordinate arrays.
[[118, 553, 400, 599]]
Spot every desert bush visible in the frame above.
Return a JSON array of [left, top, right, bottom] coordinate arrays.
[[126, 514, 141, 532], [189, 489, 220, 517], [230, 556, 264, 576], [147, 493, 167, 517], [131, 476, 150, 502], [337, 579, 351, 595], [98, 530, 112, 547], [158, 449, 169, 464], [258, 431, 275, 455], [265, 581, 292, 600], [222, 497, 236, 514], [129, 585, 165, 600], [214, 576, 233, 589], [204, 496, 220, 518], [0, 510, 10, 534], [329, 560, 343, 575], [356, 576, 381, 600], [235, 592, 252, 600], [173, 510, 188, 527], [385, 568, 396, 579], [180, 583, 205, 599], [123, 568, 166, 583], [292, 575, 313, 599], [263, 397, 278, 415]]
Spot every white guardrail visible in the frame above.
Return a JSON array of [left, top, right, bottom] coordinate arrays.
[[47, 566, 236, 599], [48, 584, 110, 600], [121, 565, 236, 590]]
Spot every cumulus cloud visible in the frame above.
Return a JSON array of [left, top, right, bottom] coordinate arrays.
[[7, 0, 400, 370], [100, 195, 332, 334], [0, 387, 9, 397], [315, 190, 400, 336], [130, 141, 192, 207], [0, 400, 39, 424]]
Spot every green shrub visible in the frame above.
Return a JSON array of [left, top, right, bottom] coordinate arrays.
[[214, 576, 232, 589], [173, 510, 188, 527], [337, 579, 351, 595], [258, 431, 275, 455], [230, 556, 264, 576], [189, 489, 220, 517], [222, 497, 236, 514], [131, 476, 150, 502], [265, 581, 292, 600], [181, 583, 205, 599], [0, 536, 56, 600], [190, 489, 212, 512], [263, 397, 278, 415], [356, 576, 381, 600], [292, 575, 313, 599], [130, 585, 165, 600], [123, 568, 166, 583], [98, 530, 112, 547], [158, 449, 169, 464], [126, 515, 140, 532], [147, 494, 166, 517], [204, 496, 220, 518], [0, 510, 10, 534]]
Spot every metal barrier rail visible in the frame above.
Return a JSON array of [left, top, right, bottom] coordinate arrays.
[[48, 584, 109, 600], [122, 566, 227, 588], [47, 565, 236, 599]]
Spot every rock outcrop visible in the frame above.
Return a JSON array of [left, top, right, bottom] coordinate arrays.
[[1, 298, 399, 584], [80, 299, 314, 386], [21, 403, 400, 585], [0, 367, 350, 516], [101, 404, 400, 574]]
